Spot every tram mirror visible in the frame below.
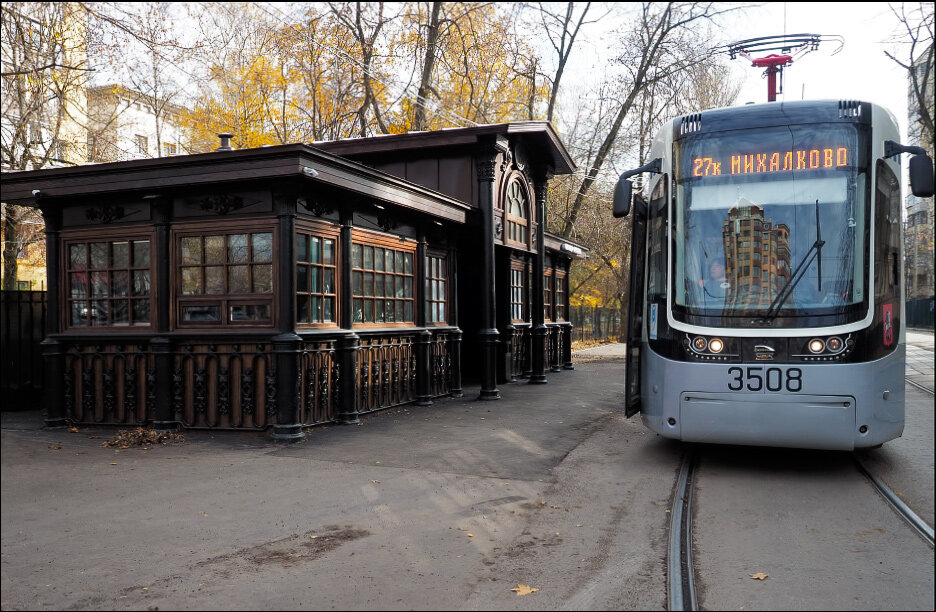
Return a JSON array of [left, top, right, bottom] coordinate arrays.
[[613, 178, 633, 218], [908, 154, 934, 198]]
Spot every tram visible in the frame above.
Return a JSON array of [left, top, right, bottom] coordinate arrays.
[[612, 99, 933, 450]]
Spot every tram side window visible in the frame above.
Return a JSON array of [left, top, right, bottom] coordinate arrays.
[[874, 161, 900, 295], [647, 176, 668, 300]]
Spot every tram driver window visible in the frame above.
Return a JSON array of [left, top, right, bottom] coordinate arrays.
[[647, 176, 668, 300]]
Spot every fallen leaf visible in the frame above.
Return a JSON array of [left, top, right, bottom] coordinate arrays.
[[511, 584, 539, 596], [67, 427, 79, 433], [48, 445, 62, 450], [466, 533, 474, 538], [371, 480, 380, 483], [749, 572, 769, 580], [110, 462, 117, 465]]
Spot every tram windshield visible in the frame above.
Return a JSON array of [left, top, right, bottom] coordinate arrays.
[[673, 123, 868, 325]]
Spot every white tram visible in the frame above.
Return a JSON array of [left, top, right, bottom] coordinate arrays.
[[613, 100, 934, 450]]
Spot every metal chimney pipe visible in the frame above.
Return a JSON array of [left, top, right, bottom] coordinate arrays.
[[216, 133, 234, 151]]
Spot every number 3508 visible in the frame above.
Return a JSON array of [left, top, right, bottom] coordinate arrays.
[[727, 366, 803, 392]]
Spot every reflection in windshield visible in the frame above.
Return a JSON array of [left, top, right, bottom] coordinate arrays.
[[673, 123, 867, 321]]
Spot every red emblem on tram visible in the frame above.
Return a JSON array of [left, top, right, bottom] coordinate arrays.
[[882, 303, 894, 346]]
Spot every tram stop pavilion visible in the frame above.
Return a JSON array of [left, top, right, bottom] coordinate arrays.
[[0, 122, 587, 440]]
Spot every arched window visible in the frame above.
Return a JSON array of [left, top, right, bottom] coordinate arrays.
[[505, 179, 529, 245]]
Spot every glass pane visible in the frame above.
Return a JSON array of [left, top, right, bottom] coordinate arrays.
[[353, 271, 363, 296], [323, 268, 333, 294], [395, 252, 404, 273], [132, 241, 150, 267], [228, 234, 248, 263], [205, 236, 225, 264], [181, 267, 201, 295], [405, 301, 413, 322], [364, 299, 374, 322], [297, 266, 309, 293], [132, 299, 150, 325], [132, 271, 150, 296], [384, 300, 393, 323], [311, 296, 321, 321], [112, 242, 129, 268], [112, 300, 129, 325], [323, 239, 334, 265], [374, 248, 384, 272], [182, 305, 220, 322], [297, 295, 310, 323], [376, 299, 384, 322], [90, 300, 108, 326], [205, 266, 224, 294], [111, 271, 129, 297], [181, 237, 202, 264], [395, 301, 405, 322], [352, 244, 362, 268], [353, 298, 364, 323], [437, 303, 444, 322], [90, 243, 107, 269], [228, 265, 249, 293], [310, 267, 320, 293], [297, 234, 309, 263], [404, 253, 413, 274], [252, 264, 273, 293], [375, 274, 385, 298], [363, 272, 374, 296], [69, 244, 87, 267], [310, 237, 320, 263], [91, 271, 108, 297], [229, 304, 270, 321], [70, 301, 88, 326], [364, 246, 373, 270], [324, 297, 334, 322], [251, 233, 273, 262], [70, 273, 87, 298], [396, 276, 404, 298]]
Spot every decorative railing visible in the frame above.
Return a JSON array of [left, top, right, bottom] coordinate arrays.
[[429, 331, 454, 397], [64, 343, 154, 425], [358, 333, 416, 413], [299, 339, 338, 426], [172, 343, 274, 430], [511, 325, 531, 379]]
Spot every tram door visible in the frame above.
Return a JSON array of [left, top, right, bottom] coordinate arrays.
[[624, 195, 648, 417]]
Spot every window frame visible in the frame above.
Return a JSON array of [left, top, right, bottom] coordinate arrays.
[[504, 176, 530, 248], [555, 270, 567, 322], [425, 250, 449, 326], [510, 259, 528, 323], [295, 220, 340, 329], [350, 229, 417, 328], [544, 267, 554, 322], [61, 227, 156, 333], [172, 220, 277, 329]]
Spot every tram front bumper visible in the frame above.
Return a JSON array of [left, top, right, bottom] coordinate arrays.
[[677, 392, 856, 450]]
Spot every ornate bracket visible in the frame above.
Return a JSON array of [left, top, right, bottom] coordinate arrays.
[[494, 218, 504, 239], [85, 205, 127, 224], [476, 158, 497, 182], [298, 197, 333, 217], [192, 194, 245, 215]]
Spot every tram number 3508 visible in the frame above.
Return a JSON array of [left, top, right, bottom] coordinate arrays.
[[727, 366, 803, 392]]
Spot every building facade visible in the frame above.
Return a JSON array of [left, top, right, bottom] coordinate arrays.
[[0, 122, 584, 438]]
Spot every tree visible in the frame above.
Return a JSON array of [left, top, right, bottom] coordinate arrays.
[[885, 2, 934, 157], [1, 2, 89, 288]]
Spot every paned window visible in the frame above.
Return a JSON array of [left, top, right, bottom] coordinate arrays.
[[177, 231, 273, 325], [352, 241, 415, 324], [510, 264, 526, 322], [134, 134, 148, 155], [544, 270, 553, 321], [66, 238, 151, 328], [296, 232, 337, 325], [555, 272, 567, 321], [425, 254, 448, 324], [505, 179, 529, 245]]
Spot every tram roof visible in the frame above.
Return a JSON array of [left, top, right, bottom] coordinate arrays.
[[674, 99, 877, 136]]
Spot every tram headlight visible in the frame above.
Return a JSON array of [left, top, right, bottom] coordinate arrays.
[[708, 338, 724, 353], [692, 336, 708, 352], [826, 336, 843, 352], [808, 338, 825, 354]]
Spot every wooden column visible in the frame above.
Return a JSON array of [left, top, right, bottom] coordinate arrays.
[[415, 230, 432, 405], [336, 211, 360, 424], [530, 167, 552, 384], [271, 194, 303, 441], [448, 244, 463, 397], [39, 204, 66, 427], [151, 197, 174, 427], [476, 153, 500, 400]]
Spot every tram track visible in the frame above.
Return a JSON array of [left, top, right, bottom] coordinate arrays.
[[667, 376, 934, 611]]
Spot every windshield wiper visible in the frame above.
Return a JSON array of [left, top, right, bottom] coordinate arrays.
[[761, 199, 825, 322]]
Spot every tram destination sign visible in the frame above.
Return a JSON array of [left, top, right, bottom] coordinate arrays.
[[692, 146, 851, 178]]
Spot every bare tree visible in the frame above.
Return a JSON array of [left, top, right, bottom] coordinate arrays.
[[885, 2, 934, 156]]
